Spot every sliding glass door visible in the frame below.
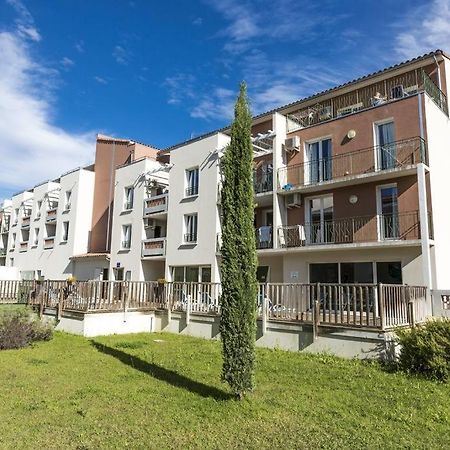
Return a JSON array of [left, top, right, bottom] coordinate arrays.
[[307, 195, 334, 244], [306, 138, 332, 184], [378, 185, 399, 239], [376, 122, 396, 170]]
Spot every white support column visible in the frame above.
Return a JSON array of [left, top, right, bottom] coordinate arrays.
[[272, 113, 287, 250], [417, 163, 433, 289]]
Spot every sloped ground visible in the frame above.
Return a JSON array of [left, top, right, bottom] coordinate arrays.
[[0, 331, 449, 449]]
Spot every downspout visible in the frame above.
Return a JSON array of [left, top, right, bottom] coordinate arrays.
[[105, 140, 116, 252]]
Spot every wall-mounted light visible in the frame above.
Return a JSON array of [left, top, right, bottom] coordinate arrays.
[[347, 129, 356, 139], [349, 195, 358, 204]]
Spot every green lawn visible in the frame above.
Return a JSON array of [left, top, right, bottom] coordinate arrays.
[[0, 331, 449, 449]]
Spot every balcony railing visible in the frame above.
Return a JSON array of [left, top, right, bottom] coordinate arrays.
[[0, 248, 6, 256], [286, 69, 448, 133], [142, 238, 166, 257], [19, 242, 28, 252], [21, 216, 31, 228], [121, 240, 131, 250], [143, 193, 168, 216], [185, 185, 199, 197], [278, 137, 426, 190], [46, 208, 58, 223], [184, 233, 197, 244], [43, 237, 55, 249], [255, 226, 273, 249], [254, 172, 273, 194], [278, 211, 427, 248]]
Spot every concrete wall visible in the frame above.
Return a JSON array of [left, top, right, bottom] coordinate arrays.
[[0, 266, 20, 280], [109, 158, 168, 281], [424, 96, 450, 288], [165, 133, 230, 282]]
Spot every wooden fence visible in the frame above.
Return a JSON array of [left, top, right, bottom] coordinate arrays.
[[0, 280, 431, 330]]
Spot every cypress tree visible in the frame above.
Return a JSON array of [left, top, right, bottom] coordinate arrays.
[[220, 82, 257, 399]]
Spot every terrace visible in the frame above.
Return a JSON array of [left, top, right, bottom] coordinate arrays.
[[278, 137, 426, 192], [285, 69, 448, 134], [143, 193, 168, 217]]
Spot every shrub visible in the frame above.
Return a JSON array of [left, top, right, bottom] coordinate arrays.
[[396, 319, 450, 381], [0, 307, 53, 350]]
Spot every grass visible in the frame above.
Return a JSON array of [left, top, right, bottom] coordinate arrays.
[[0, 332, 449, 449]]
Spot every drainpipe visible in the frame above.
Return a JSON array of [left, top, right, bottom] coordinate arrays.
[[105, 140, 116, 252]]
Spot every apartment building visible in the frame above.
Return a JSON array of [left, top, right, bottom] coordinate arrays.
[[1, 50, 449, 290]]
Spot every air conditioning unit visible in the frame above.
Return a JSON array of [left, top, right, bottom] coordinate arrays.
[[144, 218, 157, 228], [285, 193, 301, 208], [284, 136, 300, 151]]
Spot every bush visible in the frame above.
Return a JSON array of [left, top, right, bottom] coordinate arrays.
[[0, 307, 53, 350], [396, 319, 450, 381]]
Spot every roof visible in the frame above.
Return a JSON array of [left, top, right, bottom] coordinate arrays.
[[97, 133, 160, 150], [70, 253, 110, 260], [162, 49, 448, 153]]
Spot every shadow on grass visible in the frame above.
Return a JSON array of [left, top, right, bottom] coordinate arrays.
[[91, 341, 232, 401]]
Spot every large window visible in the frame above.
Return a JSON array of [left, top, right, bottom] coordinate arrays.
[[172, 266, 211, 282], [185, 168, 199, 196], [124, 187, 134, 210], [306, 138, 332, 184], [184, 213, 198, 243], [65, 191, 72, 210], [33, 228, 39, 246], [309, 261, 402, 284], [121, 224, 132, 249]]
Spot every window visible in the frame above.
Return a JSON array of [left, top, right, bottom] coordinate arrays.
[[306, 138, 332, 184], [340, 263, 373, 283], [257, 266, 270, 283], [65, 191, 72, 210], [124, 187, 134, 210], [376, 262, 402, 284], [11, 233, 16, 249], [21, 229, 29, 243], [36, 201, 42, 218], [377, 185, 399, 239], [309, 263, 339, 283], [121, 224, 132, 249], [125, 270, 132, 281], [184, 214, 198, 243], [171, 266, 211, 282], [185, 168, 199, 196], [62, 221, 69, 242], [306, 195, 334, 244], [13, 209, 19, 224], [33, 228, 39, 246], [310, 262, 375, 284]]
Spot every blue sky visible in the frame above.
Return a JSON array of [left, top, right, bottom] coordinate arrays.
[[0, 0, 450, 200]]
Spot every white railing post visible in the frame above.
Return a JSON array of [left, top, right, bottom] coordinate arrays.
[[261, 284, 267, 335], [186, 293, 191, 325]]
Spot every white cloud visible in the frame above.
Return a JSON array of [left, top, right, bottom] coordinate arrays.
[[74, 40, 84, 53], [113, 45, 129, 65], [94, 76, 108, 85], [192, 17, 203, 26], [0, 11, 94, 194], [61, 56, 75, 68], [164, 73, 196, 105], [395, 0, 450, 59]]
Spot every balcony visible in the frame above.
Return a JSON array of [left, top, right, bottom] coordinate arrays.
[[278, 211, 428, 249], [43, 237, 54, 249], [255, 226, 273, 249], [143, 193, 168, 217], [286, 69, 448, 133], [0, 248, 6, 256], [278, 137, 426, 192], [19, 241, 28, 252], [21, 216, 31, 228], [46, 208, 58, 223], [254, 172, 273, 195], [0, 220, 10, 234], [142, 238, 166, 257]]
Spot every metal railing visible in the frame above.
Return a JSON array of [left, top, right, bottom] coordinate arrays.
[[121, 240, 131, 249], [278, 211, 425, 248], [185, 185, 199, 197], [43, 237, 55, 249], [4, 279, 430, 330], [278, 137, 426, 190], [285, 68, 448, 133], [184, 233, 197, 243], [254, 172, 273, 194]]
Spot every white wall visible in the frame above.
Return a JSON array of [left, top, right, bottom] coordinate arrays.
[[424, 95, 450, 288], [165, 133, 230, 282], [5, 169, 95, 280], [109, 158, 168, 281]]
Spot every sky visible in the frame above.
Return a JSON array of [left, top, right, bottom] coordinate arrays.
[[0, 0, 450, 201]]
